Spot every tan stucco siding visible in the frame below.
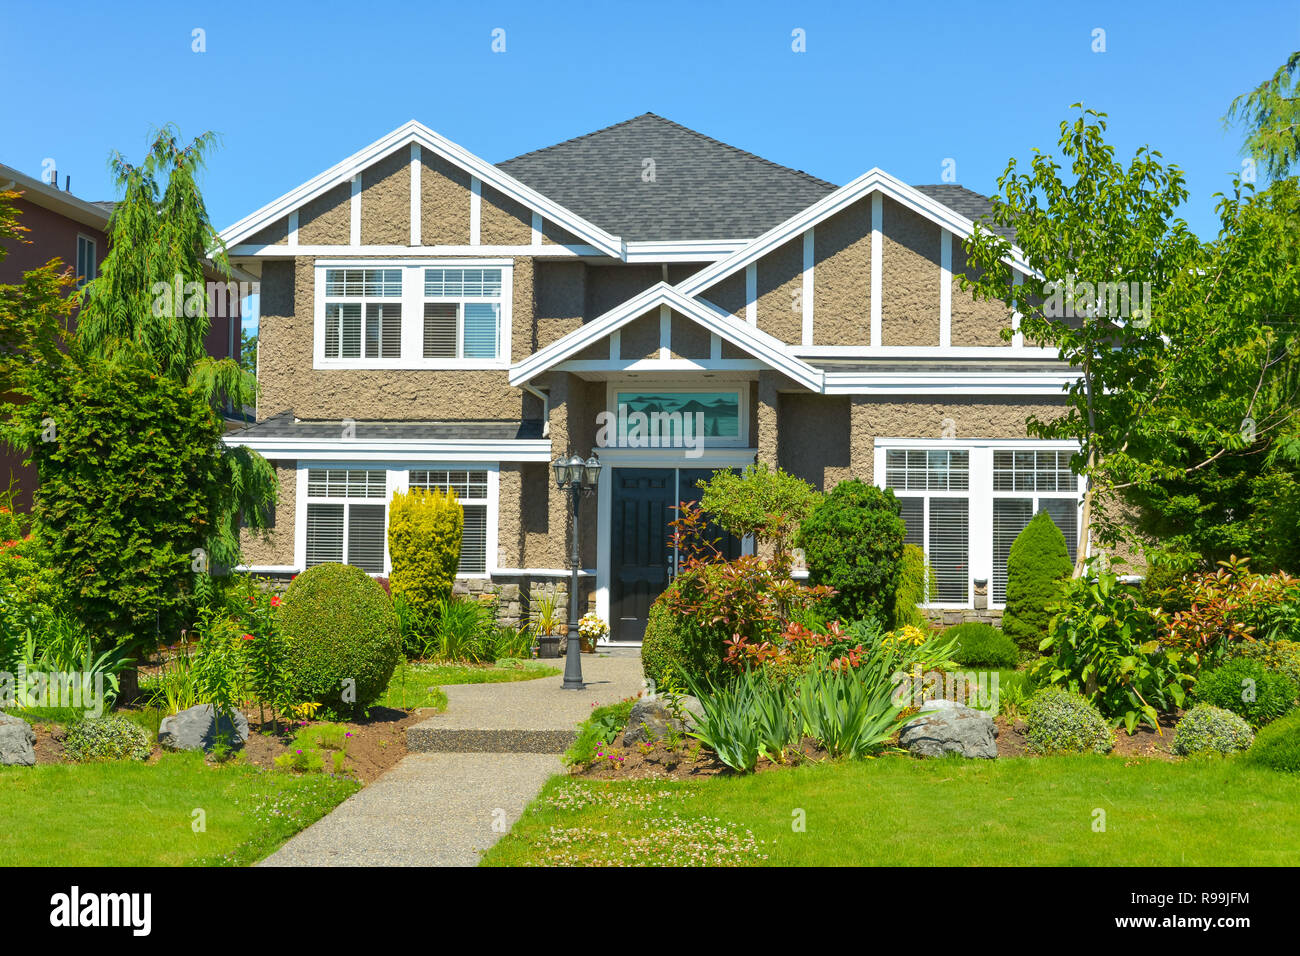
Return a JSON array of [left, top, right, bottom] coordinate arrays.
[[255, 257, 525, 421], [950, 242, 1012, 347], [239, 459, 297, 566], [812, 204, 871, 346], [533, 261, 586, 352], [480, 184, 532, 245], [755, 237, 803, 344], [541, 218, 582, 246], [537, 374, 600, 568], [720, 339, 750, 360], [881, 198, 940, 346], [778, 395, 852, 491], [849, 397, 1068, 477], [360, 149, 410, 246], [702, 270, 747, 320], [586, 265, 659, 319], [420, 154, 472, 246], [620, 312, 660, 359], [297, 183, 351, 245], [510, 256, 535, 364], [248, 217, 288, 246], [671, 312, 711, 359]]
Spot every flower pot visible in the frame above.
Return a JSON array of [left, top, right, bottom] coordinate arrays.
[[580, 635, 597, 654], [537, 635, 561, 658]]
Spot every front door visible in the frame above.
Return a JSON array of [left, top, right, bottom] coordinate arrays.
[[609, 467, 743, 642]]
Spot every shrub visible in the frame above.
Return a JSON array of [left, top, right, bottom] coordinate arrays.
[[387, 488, 462, 625], [429, 596, 495, 662], [697, 462, 818, 562], [641, 580, 727, 692], [1003, 511, 1072, 652], [1023, 687, 1113, 755], [893, 544, 936, 631], [1234, 638, 1300, 690], [1172, 705, 1254, 756], [62, 715, 152, 762], [278, 563, 402, 717], [1241, 709, 1300, 772], [1037, 563, 1192, 733], [1193, 657, 1297, 728], [947, 622, 1018, 668], [798, 479, 906, 626]]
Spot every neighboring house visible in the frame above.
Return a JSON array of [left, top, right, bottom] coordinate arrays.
[[0, 161, 249, 510], [222, 113, 1084, 642]]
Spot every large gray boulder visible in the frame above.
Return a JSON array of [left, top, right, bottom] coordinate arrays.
[[158, 705, 250, 753], [623, 697, 687, 747], [900, 699, 998, 759], [0, 713, 36, 766]]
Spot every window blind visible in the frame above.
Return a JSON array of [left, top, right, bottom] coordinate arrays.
[[345, 504, 387, 574], [928, 497, 969, 603], [423, 303, 457, 358], [462, 303, 499, 359], [992, 498, 1034, 604], [305, 503, 344, 566]]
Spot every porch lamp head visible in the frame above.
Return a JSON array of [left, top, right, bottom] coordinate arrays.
[[582, 454, 601, 488]]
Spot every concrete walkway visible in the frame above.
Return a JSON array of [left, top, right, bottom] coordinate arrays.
[[259, 651, 644, 867]]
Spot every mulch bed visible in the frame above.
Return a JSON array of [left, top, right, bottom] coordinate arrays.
[[995, 713, 1178, 760]]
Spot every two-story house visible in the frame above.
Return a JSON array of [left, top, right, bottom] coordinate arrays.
[[224, 114, 1084, 643]]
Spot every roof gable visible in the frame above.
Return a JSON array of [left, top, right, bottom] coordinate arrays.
[[509, 281, 823, 391], [497, 113, 837, 242], [218, 121, 623, 256]]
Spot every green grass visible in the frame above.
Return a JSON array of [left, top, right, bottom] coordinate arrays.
[[377, 660, 559, 710], [482, 755, 1300, 866], [0, 751, 358, 866]]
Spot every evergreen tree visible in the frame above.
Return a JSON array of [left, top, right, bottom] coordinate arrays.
[[1003, 511, 1072, 652]]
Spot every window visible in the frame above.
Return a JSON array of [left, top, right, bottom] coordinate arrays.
[[991, 449, 1079, 604], [75, 236, 96, 288], [323, 268, 402, 359], [610, 390, 743, 448], [410, 469, 489, 573], [887, 449, 969, 603], [422, 267, 504, 360], [304, 468, 387, 573]]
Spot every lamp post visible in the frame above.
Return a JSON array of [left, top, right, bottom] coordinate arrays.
[[553, 451, 600, 690]]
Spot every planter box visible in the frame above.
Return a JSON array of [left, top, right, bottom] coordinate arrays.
[[537, 635, 561, 658]]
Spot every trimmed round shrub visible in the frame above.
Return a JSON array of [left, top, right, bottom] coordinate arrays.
[[798, 479, 906, 627], [947, 622, 1018, 668], [1241, 709, 1300, 772], [1234, 638, 1300, 691], [278, 563, 402, 717], [1002, 511, 1072, 652], [1172, 704, 1254, 756], [62, 715, 152, 761], [1024, 687, 1113, 755], [1193, 657, 1298, 728], [640, 579, 728, 692]]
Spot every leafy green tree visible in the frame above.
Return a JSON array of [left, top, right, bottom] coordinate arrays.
[[1226, 51, 1300, 180], [75, 127, 275, 568], [1003, 511, 1072, 652], [797, 479, 906, 626], [696, 462, 818, 567], [387, 487, 463, 625]]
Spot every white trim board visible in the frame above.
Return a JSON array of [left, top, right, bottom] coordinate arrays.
[[217, 120, 623, 258]]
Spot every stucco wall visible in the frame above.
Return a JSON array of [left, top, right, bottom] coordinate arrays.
[[360, 148, 410, 246], [480, 184, 532, 245], [533, 261, 586, 352], [541, 218, 582, 246], [703, 270, 747, 320], [620, 311, 660, 360], [881, 198, 940, 346], [778, 395, 852, 490], [950, 242, 1012, 347], [248, 217, 288, 246], [240, 460, 297, 566], [671, 311, 711, 359], [420, 154, 472, 245], [255, 257, 526, 421], [812, 203, 872, 346], [586, 264, 659, 319], [755, 237, 803, 344], [297, 183, 351, 245]]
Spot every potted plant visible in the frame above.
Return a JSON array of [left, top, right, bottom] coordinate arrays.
[[578, 613, 608, 653], [530, 590, 562, 658]]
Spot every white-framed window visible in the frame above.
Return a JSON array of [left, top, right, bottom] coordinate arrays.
[[75, 235, 96, 288], [886, 449, 971, 605], [409, 469, 490, 573], [991, 449, 1080, 604], [303, 468, 388, 574], [313, 260, 512, 369]]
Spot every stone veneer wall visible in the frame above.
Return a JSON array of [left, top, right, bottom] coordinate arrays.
[[454, 574, 596, 631]]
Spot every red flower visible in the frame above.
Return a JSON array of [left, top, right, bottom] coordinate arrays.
[[270, 596, 282, 607], [242, 633, 255, 641]]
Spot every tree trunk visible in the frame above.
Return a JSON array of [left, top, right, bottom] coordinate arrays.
[[117, 665, 142, 707]]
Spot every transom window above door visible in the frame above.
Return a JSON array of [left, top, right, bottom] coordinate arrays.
[[314, 261, 511, 369]]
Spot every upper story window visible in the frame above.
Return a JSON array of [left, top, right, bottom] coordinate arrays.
[[314, 261, 511, 368], [75, 235, 96, 288]]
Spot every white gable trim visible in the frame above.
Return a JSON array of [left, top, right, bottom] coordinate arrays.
[[508, 281, 824, 392], [217, 120, 623, 258], [675, 167, 1037, 301]]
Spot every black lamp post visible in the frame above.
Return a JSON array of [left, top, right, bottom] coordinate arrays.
[[553, 451, 600, 690]]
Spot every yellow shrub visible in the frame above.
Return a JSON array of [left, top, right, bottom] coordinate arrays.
[[388, 487, 463, 620]]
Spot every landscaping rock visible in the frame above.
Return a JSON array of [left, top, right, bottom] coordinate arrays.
[[900, 699, 998, 759], [158, 704, 250, 753], [0, 713, 36, 766], [623, 698, 686, 747], [676, 695, 704, 731]]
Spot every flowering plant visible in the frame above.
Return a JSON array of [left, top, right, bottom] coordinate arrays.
[[578, 613, 609, 642]]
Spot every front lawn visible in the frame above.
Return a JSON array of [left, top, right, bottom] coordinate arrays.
[[0, 751, 357, 866], [482, 756, 1300, 866], [377, 660, 559, 709]]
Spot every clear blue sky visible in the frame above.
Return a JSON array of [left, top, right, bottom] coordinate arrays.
[[6, 0, 1296, 245]]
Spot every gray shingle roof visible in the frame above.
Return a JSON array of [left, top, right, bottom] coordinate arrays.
[[497, 113, 838, 242], [913, 184, 1016, 240], [233, 410, 544, 441]]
